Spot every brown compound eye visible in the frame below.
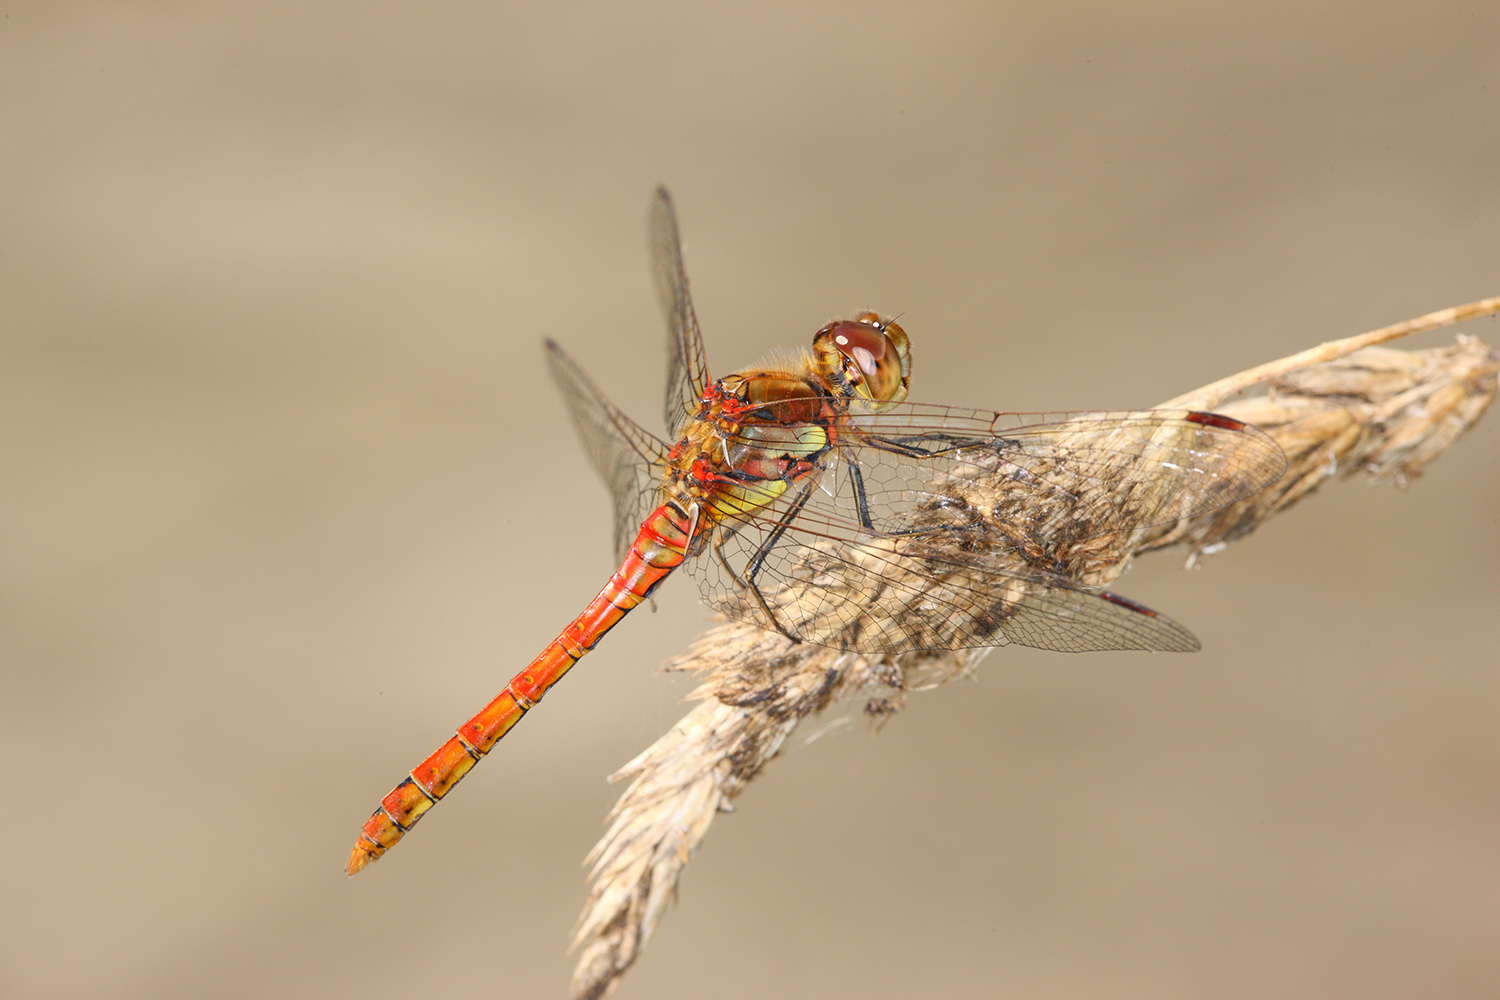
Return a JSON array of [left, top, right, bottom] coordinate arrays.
[[812, 315, 911, 405]]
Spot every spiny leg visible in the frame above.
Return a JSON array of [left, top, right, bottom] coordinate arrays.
[[843, 443, 987, 541], [735, 479, 818, 641], [845, 459, 878, 531]]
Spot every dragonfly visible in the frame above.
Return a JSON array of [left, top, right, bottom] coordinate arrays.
[[346, 188, 1286, 874]]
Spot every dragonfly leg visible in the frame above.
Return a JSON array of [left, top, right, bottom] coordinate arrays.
[[844, 448, 989, 542], [731, 479, 818, 642], [846, 456, 946, 536], [845, 459, 878, 531]]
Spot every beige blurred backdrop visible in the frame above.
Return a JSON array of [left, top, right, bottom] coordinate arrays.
[[3, 4, 1498, 999]]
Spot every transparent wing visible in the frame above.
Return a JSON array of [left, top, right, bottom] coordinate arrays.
[[545, 339, 670, 566], [649, 187, 711, 440], [686, 405, 1286, 654]]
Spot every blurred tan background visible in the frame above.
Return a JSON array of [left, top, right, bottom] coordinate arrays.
[[3, 4, 1497, 998]]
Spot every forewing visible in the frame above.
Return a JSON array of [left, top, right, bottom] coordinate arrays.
[[649, 187, 711, 440], [839, 404, 1288, 553], [545, 339, 670, 566], [684, 405, 1285, 654]]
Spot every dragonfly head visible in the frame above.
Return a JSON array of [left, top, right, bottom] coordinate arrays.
[[811, 312, 911, 408]]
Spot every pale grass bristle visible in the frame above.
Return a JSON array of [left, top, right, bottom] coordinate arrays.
[[569, 299, 1499, 1000]]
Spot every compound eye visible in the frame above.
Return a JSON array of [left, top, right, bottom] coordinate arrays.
[[826, 320, 889, 378], [814, 317, 910, 404]]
